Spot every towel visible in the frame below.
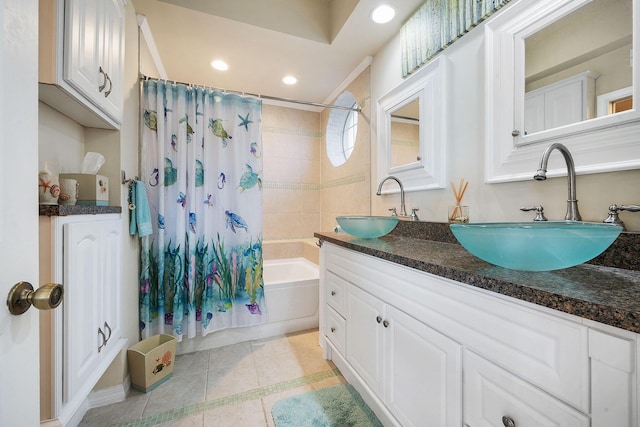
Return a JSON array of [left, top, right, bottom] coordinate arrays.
[[130, 180, 152, 237]]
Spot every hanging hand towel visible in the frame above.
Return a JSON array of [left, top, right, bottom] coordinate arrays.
[[130, 180, 152, 237]]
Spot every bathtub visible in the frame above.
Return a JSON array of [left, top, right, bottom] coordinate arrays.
[[263, 257, 320, 324], [177, 257, 319, 354]]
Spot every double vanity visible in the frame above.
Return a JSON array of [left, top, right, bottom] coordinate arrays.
[[315, 222, 640, 427]]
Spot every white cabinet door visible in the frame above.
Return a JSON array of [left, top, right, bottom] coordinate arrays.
[[96, 0, 124, 121], [385, 305, 462, 427], [347, 284, 385, 395], [63, 0, 123, 123], [63, 220, 102, 403], [64, 0, 102, 105], [101, 218, 122, 355], [464, 350, 590, 427]]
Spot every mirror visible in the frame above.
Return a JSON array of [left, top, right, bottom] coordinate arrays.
[[485, 0, 640, 183], [377, 56, 446, 193], [390, 98, 420, 168], [523, 0, 632, 135]]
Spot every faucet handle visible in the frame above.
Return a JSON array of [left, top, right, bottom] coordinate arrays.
[[603, 204, 640, 230], [388, 207, 398, 216], [410, 208, 420, 221], [520, 205, 547, 221]]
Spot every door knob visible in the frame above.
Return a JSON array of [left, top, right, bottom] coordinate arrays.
[[6, 281, 63, 315]]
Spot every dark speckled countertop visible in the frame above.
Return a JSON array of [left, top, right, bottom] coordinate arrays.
[[315, 221, 640, 334]]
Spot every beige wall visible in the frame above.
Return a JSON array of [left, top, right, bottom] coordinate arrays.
[[262, 105, 322, 241], [321, 68, 372, 232], [261, 67, 371, 258]]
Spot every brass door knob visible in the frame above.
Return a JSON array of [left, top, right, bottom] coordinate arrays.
[[6, 281, 63, 315]]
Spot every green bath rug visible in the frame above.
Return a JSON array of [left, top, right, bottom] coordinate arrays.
[[271, 384, 383, 427]]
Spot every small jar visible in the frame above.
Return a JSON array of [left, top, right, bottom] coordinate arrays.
[[38, 162, 60, 205]]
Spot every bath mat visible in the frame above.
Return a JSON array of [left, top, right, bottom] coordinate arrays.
[[271, 384, 383, 427]]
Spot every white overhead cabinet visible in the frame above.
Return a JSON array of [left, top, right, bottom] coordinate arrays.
[[40, 214, 126, 426], [39, 0, 125, 129], [523, 71, 599, 135], [319, 243, 638, 427]]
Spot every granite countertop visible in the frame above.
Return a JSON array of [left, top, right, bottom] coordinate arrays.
[[39, 204, 122, 216], [315, 222, 640, 334]]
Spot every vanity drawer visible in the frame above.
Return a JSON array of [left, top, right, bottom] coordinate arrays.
[[326, 271, 347, 315], [325, 306, 346, 356], [464, 350, 589, 427]]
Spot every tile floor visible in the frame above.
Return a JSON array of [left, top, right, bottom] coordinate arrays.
[[79, 329, 346, 427]]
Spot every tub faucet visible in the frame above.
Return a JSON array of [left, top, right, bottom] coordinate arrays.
[[376, 176, 407, 217], [533, 143, 582, 221]]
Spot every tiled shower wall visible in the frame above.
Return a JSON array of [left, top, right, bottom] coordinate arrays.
[[262, 68, 371, 260]]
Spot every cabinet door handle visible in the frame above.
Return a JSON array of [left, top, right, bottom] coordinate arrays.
[[382, 320, 390, 328], [330, 291, 336, 296], [98, 66, 107, 92], [376, 315, 382, 324], [502, 416, 516, 427], [330, 327, 336, 333], [104, 321, 112, 344], [97, 327, 106, 353], [104, 73, 112, 98]]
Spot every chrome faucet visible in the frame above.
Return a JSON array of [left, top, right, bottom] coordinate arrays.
[[533, 143, 582, 221], [376, 176, 407, 217]]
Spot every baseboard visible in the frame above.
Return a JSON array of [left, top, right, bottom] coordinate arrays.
[[87, 376, 131, 409]]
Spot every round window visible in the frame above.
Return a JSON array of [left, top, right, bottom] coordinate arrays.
[[326, 92, 359, 166]]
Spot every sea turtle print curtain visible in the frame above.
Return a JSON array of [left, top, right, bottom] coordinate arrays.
[[139, 79, 265, 340]]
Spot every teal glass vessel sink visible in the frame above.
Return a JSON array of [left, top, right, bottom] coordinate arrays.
[[449, 221, 623, 271], [336, 216, 399, 239]]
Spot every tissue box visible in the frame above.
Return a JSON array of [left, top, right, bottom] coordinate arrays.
[[60, 173, 109, 206]]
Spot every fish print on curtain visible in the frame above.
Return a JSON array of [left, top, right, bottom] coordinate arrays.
[[140, 80, 265, 340]]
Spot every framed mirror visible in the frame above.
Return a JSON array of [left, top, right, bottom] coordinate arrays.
[[377, 55, 447, 193], [485, 0, 640, 183]]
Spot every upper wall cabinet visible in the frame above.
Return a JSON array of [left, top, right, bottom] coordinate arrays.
[[39, 0, 125, 129], [485, 0, 640, 183], [377, 56, 447, 193]]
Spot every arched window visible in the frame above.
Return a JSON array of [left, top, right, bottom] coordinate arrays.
[[326, 92, 358, 166]]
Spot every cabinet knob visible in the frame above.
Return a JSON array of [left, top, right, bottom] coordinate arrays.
[[383, 320, 390, 328], [330, 327, 336, 333], [502, 416, 516, 427], [376, 315, 382, 323], [331, 291, 336, 296]]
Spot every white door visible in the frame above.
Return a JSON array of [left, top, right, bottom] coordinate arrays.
[[0, 0, 41, 426]]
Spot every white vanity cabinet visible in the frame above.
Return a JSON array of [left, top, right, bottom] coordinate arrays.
[[40, 214, 126, 425], [39, 0, 125, 129], [322, 244, 462, 427], [319, 242, 638, 427]]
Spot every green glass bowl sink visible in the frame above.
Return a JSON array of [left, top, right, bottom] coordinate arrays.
[[336, 216, 399, 239], [449, 221, 623, 271]]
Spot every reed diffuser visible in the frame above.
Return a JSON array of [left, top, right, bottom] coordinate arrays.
[[449, 178, 469, 223]]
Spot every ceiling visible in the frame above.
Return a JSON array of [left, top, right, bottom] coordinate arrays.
[[131, 0, 424, 105]]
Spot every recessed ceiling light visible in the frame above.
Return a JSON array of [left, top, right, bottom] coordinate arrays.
[[283, 75, 297, 85], [371, 5, 395, 24], [211, 60, 229, 71]]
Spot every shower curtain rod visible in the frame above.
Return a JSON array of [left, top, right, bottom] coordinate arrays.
[[139, 74, 361, 113]]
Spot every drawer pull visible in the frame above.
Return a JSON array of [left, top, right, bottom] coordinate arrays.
[[330, 327, 336, 333], [376, 315, 382, 323], [502, 416, 516, 427], [331, 291, 336, 296], [383, 320, 390, 328]]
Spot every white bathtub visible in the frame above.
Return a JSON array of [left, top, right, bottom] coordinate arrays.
[[263, 257, 320, 324], [177, 257, 319, 354]]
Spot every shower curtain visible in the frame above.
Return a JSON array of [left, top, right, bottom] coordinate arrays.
[[139, 79, 265, 340]]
